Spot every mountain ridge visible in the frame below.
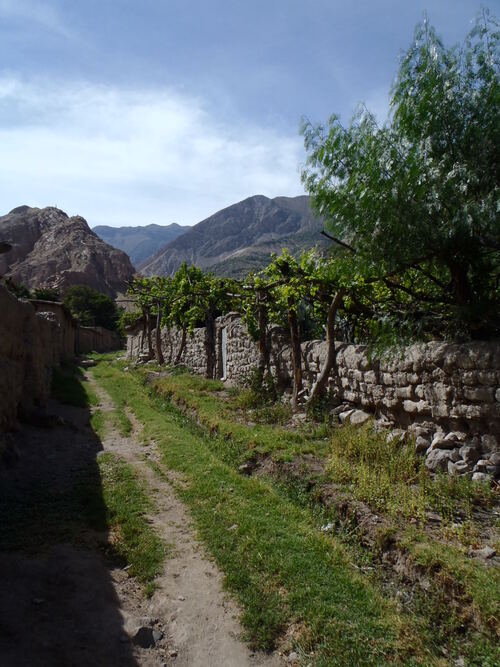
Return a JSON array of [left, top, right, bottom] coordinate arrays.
[[93, 222, 189, 266], [139, 194, 327, 277]]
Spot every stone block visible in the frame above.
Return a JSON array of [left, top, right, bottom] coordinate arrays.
[[403, 399, 429, 414], [462, 387, 495, 403]]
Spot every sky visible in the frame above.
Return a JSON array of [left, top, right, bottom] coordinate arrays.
[[0, 0, 495, 227]]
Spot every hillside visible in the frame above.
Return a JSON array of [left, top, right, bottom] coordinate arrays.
[[0, 206, 135, 297], [139, 195, 327, 277], [93, 223, 189, 267]]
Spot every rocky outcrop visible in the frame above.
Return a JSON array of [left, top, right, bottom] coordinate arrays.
[[139, 195, 327, 278], [0, 206, 135, 297]]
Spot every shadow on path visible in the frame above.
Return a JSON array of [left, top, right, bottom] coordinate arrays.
[[0, 384, 138, 666]]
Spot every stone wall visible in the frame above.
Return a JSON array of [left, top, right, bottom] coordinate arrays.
[[127, 314, 500, 473]]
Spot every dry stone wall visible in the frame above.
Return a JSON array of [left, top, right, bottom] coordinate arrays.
[[127, 314, 500, 478]]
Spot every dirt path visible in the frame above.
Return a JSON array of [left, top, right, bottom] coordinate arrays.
[[0, 374, 281, 667], [87, 373, 281, 667]]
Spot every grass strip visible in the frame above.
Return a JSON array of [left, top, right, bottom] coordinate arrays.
[[90, 358, 438, 665], [97, 452, 166, 592], [51, 363, 99, 407]]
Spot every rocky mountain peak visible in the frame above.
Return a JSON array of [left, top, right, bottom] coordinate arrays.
[[0, 206, 135, 297]]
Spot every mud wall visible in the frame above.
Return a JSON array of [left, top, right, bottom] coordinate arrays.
[[1, 287, 123, 432], [0, 287, 64, 430], [77, 326, 122, 353]]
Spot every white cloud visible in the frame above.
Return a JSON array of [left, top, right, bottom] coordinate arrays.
[[0, 0, 73, 38], [0, 77, 305, 226]]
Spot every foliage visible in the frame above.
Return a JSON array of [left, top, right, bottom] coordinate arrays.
[[32, 287, 60, 301], [301, 11, 500, 340], [2, 278, 31, 299], [63, 284, 121, 331]]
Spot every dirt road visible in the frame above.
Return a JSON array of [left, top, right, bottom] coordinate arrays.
[[0, 375, 281, 667]]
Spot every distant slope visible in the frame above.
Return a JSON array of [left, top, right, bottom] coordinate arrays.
[[140, 195, 327, 277], [0, 206, 135, 297], [93, 223, 189, 267]]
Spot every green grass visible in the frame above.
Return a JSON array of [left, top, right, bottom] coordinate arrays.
[[327, 423, 495, 522], [89, 359, 439, 665], [51, 363, 98, 407], [88, 358, 500, 665], [153, 370, 331, 465], [0, 446, 165, 592], [98, 452, 166, 586]]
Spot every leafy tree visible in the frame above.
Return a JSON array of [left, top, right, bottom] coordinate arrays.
[[2, 278, 31, 299], [301, 10, 500, 340], [32, 287, 60, 301], [63, 285, 120, 331]]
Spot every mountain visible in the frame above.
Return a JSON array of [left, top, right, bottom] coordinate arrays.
[[93, 223, 189, 267], [139, 195, 327, 277], [0, 206, 135, 297]]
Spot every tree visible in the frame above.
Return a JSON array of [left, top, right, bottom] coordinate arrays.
[[301, 11, 500, 340], [33, 287, 60, 301], [63, 285, 120, 331]]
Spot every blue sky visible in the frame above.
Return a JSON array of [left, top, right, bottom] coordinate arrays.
[[0, 0, 494, 227]]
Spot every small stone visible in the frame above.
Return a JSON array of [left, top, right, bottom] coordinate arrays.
[[386, 429, 406, 444], [287, 652, 299, 663], [169, 649, 178, 658], [450, 460, 473, 475], [472, 472, 493, 483], [425, 448, 459, 472], [473, 546, 496, 560], [473, 459, 490, 472], [459, 445, 480, 465], [415, 436, 430, 454], [227, 524, 238, 531], [349, 409, 371, 425], [489, 452, 500, 466], [178, 595, 185, 601], [152, 629, 163, 642], [482, 434, 498, 453], [339, 409, 355, 423], [429, 435, 456, 451]]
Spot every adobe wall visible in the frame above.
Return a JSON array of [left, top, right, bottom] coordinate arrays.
[[1, 287, 123, 433], [77, 326, 122, 353], [0, 287, 64, 430]]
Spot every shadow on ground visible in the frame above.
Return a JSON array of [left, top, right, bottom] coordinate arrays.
[[0, 380, 138, 667]]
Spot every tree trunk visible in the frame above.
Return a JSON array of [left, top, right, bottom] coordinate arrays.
[[288, 297, 303, 410], [308, 288, 345, 406], [448, 260, 472, 306], [140, 312, 146, 352], [154, 306, 164, 365], [257, 296, 270, 375], [205, 310, 216, 379], [145, 308, 154, 360], [174, 325, 187, 364]]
